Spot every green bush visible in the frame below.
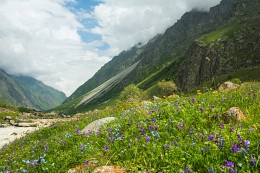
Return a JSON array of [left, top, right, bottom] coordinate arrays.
[[231, 78, 242, 84], [119, 84, 144, 102], [146, 80, 177, 98]]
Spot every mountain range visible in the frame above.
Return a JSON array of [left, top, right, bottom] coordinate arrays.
[[55, 0, 260, 114], [0, 69, 66, 111]]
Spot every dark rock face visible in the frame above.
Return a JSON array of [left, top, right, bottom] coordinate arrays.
[[176, 26, 260, 90]]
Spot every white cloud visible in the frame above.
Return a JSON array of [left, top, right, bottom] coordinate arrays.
[[0, 0, 222, 96], [0, 0, 109, 96], [91, 0, 221, 56]]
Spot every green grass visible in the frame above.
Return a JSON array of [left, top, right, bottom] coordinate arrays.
[[0, 82, 259, 172]]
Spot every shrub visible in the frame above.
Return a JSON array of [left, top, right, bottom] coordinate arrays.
[[231, 78, 241, 84], [119, 84, 144, 102], [146, 81, 178, 98]]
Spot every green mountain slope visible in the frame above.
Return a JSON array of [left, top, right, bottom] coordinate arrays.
[[0, 69, 66, 110], [56, 0, 260, 114]]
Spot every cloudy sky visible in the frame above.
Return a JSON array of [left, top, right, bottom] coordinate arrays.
[[0, 0, 221, 96]]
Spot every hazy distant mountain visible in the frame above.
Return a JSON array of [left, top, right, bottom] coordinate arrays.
[[56, 0, 260, 114], [0, 69, 66, 110]]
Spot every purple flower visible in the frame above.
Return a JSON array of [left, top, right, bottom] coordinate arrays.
[[177, 120, 184, 128], [88, 130, 92, 136], [158, 172, 163, 173], [211, 105, 215, 108], [230, 128, 235, 133], [152, 118, 156, 124], [225, 160, 234, 168], [104, 145, 109, 151], [232, 143, 241, 152], [146, 135, 150, 143], [80, 144, 86, 151], [250, 158, 256, 166], [208, 167, 214, 173], [222, 97, 226, 101], [175, 104, 179, 110], [107, 127, 112, 132], [244, 140, 250, 148], [62, 140, 66, 146], [140, 126, 145, 135], [148, 125, 153, 131], [218, 139, 224, 148], [237, 134, 242, 141], [75, 128, 80, 134], [191, 98, 195, 104], [85, 160, 89, 166], [208, 134, 214, 141], [219, 123, 224, 128], [228, 168, 237, 173], [185, 166, 191, 173]]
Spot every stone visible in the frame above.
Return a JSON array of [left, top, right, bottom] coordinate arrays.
[[4, 116, 12, 121], [153, 96, 160, 100], [81, 117, 116, 134], [222, 107, 246, 123], [11, 132, 18, 135], [93, 166, 126, 173], [17, 123, 38, 127], [219, 81, 239, 92], [9, 120, 17, 126]]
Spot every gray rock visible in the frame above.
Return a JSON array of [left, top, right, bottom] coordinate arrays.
[[81, 117, 116, 134], [17, 123, 37, 127], [4, 116, 12, 121], [9, 120, 17, 126]]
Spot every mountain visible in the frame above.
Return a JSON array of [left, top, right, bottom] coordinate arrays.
[[0, 69, 67, 110], [56, 0, 260, 114]]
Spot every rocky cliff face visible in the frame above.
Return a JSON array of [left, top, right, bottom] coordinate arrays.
[[176, 0, 260, 90]]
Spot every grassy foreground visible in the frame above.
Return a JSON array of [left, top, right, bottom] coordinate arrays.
[[0, 82, 259, 172]]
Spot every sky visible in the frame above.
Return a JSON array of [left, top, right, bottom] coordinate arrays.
[[0, 0, 221, 96]]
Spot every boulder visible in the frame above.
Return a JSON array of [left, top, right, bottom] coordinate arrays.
[[81, 117, 116, 134], [4, 116, 12, 121], [94, 166, 126, 173], [17, 123, 38, 127], [222, 107, 246, 123], [219, 81, 239, 92]]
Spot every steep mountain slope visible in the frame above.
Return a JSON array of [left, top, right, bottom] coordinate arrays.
[[56, 0, 260, 114], [0, 69, 66, 110]]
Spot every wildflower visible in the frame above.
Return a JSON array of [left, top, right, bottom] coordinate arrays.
[[88, 130, 92, 136], [228, 168, 237, 173], [85, 160, 89, 166], [232, 143, 241, 152], [152, 118, 156, 124], [219, 123, 224, 128], [185, 166, 191, 173], [177, 120, 184, 128], [62, 140, 66, 146], [208, 134, 214, 141], [107, 127, 112, 132], [148, 125, 153, 131], [140, 126, 145, 135], [218, 139, 224, 149], [225, 160, 234, 168], [208, 167, 214, 173], [96, 130, 101, 136], [151, 131, 159, 138], [191, 98, 195, 104], [250, 158, 256, 166], [158, 171, 163, 173], [104, 145, 109, 151], [237, 163, 242, 168], [146, 135, 150, 143], [244, 140, 250, 149], [80, 144, 86, 151], [229, 127, 235, 133], [211, 105, 215, 108], [222, 97, 226, 101], [237, 134, 242, 141], [154, 125, 159, 131], [75, 128, 80, 134], [175, 104, 179, 110]]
